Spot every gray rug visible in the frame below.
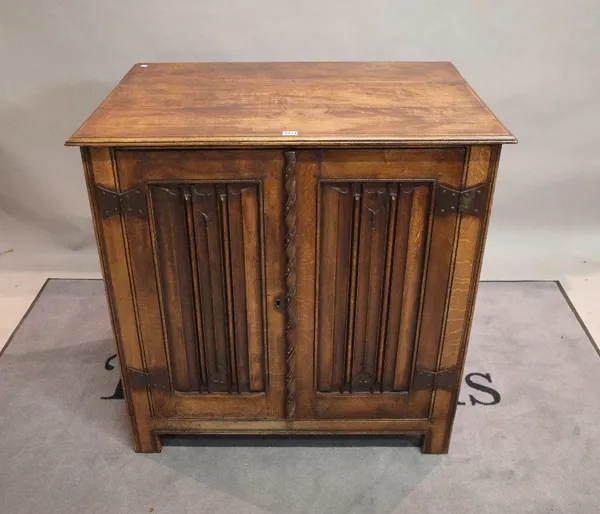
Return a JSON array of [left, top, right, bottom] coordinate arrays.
[[1, 280, 599, 514]]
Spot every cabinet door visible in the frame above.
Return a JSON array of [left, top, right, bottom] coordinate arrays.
[[112, 150, 285, 419], [294, 149, 466, 419]]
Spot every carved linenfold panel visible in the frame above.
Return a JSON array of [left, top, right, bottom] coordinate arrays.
[[351, 183, 390, 392], [384, 185, 432, 391], [151, 185, 201, 393], [317, 183, 353, 392], [150, 182, 266, 394], [191, 185, 231, 392], [316, 181, 432, 394], [227, 184, 265, 392]]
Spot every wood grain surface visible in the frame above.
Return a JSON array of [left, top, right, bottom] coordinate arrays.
[[66, 62, 516, 147]]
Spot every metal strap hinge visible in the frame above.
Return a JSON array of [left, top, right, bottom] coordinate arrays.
[[436, 183, 488, 217], [96, 185, 147, 219], [126, 368, 170, 390], [412, 367, 458, 392]]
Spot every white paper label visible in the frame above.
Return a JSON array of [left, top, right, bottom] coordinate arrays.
[[281, 131, 298, 136]]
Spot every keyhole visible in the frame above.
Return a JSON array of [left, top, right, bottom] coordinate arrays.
[[275, 297, 282, 311]]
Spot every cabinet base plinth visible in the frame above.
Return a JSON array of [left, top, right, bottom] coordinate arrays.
[[128, 418, 443, 453]]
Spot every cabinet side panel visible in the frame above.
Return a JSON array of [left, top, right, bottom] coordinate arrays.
[[424, 145, 501, 454], [81, 147, 158, 452]]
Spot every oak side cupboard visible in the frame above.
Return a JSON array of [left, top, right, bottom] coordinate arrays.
[[66, 62, 516, 453]]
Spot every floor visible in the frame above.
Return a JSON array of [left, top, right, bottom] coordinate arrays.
[[2, 279, 600, 514]]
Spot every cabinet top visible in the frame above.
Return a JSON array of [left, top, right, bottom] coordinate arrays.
[[66, 62, 516, 148]]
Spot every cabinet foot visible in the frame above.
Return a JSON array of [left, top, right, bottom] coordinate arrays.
[[133, 431, 163, 453], [420, 429, 449, 454]]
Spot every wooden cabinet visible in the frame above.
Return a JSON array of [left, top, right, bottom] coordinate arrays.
[[67, 62, 515, 454]]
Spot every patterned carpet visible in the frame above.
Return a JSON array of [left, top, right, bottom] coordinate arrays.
[[0, 279, 599, 514]]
